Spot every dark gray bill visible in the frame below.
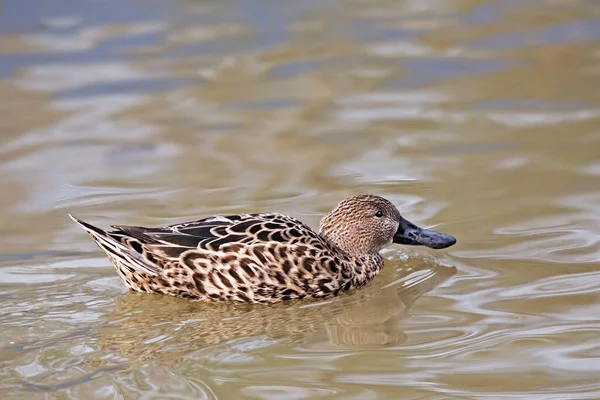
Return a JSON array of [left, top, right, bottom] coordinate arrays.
[[393, 219, 456, 249]]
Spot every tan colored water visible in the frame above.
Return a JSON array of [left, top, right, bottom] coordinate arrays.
[[1, 0, 600, 398]]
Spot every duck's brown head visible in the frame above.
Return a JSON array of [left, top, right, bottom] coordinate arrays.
[[319, 194, 456, 257]]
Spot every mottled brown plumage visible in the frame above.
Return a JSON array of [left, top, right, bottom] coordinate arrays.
[[70, 194, 456, 303]]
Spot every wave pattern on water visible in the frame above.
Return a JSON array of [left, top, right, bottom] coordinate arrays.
[[1, 0, 600, 398]]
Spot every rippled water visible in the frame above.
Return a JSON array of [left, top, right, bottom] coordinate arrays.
[[1, 0, 600, 398]]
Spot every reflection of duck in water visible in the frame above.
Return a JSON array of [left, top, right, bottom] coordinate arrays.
[[89, 261, 456, 369], [70, 195, 456, 303]]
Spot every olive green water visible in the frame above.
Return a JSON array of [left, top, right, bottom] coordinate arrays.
[[1, 0, 600, 398]]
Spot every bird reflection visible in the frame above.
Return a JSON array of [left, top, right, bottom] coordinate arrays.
[[89, 259, 456, 369]]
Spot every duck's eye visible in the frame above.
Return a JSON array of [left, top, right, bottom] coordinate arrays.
[[375, 211, 384, 218]]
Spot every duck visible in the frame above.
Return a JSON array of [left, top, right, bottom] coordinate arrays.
[[69, 194, 456, 303]]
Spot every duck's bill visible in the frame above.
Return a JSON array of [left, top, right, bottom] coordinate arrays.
[[393, 219, 456, 249]]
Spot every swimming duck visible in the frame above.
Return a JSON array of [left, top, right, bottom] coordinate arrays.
[[70, 194, 456, 303]]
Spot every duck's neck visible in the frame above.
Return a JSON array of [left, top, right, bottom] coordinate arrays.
[[319, 227, 376, 258], [349, 253, 385, 288], [318, 228, 385, 286], [328, 244, 384, 288]]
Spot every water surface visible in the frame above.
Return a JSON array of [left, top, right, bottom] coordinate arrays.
[[1, 0, 600, 398]]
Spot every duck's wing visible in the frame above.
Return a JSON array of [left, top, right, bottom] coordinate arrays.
[[109, 213, 325, 261], [72, 212, 331, 282], [69, 214, 161, 276]]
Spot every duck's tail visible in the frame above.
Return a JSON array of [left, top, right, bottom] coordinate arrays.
[[69, 214, 159, 276]]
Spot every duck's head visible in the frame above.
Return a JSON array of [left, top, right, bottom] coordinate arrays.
[[319, 194, 456, 256]]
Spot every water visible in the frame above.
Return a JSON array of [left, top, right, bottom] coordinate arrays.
[[1, 0, 600, 398]]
